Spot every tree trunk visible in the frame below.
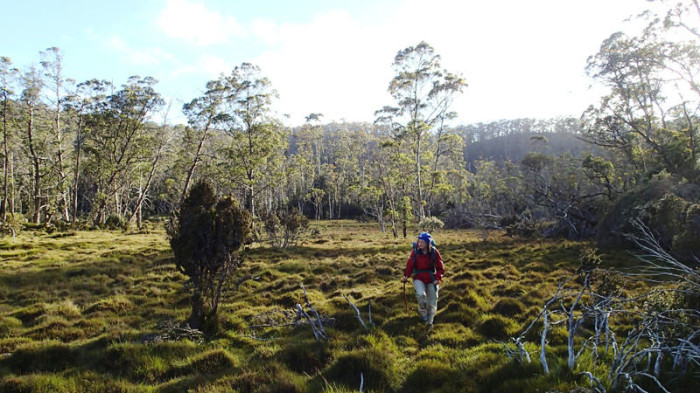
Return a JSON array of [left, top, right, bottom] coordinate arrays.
[[26, 107, 42, 225], [328, 191, 332, 219], [247, 184, 255, 217], [1, 99, 8, 220], [9, 152, 14, 216], [73, 123, 82, 219], [415, 134, 425, 220], [188, 283, 205, 330], [54, 97, 69, 222], [180, 129, 209, 206], [128, 137, 165, 228]]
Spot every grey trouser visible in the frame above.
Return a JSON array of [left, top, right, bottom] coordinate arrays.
[[413, 279, 439, 324]]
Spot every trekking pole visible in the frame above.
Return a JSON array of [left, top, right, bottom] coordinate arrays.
[[402, 281, 408, 314]]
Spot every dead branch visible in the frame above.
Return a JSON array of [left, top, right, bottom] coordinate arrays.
[[301, 282, 326, 337], [343, 294, 368, 330]]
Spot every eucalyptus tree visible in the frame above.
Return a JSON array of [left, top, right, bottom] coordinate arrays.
[[583, 1, 700, 181], [374, 130, 416, 237], [376, 41, 467, 220], [329, 124, 372, 219], [217, 63, 284, 217], [40, 47, 72, 222], [286, 113, 325, 215], [180, 79, 227, 206], [305, 112, 324, 178], [18, 65, 48, 224], [424, 128, 464, 216], [82, 76, 164, 223], [126, 103, 173, 228], [64, 79, 111, 219], [0, 57, 18, 219]]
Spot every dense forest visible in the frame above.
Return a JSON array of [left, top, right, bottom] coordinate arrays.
[[0, 2, 698, 261]]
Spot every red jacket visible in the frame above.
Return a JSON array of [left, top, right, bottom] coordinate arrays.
[[404, 247, 445, 284]]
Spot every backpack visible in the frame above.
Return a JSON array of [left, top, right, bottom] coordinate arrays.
[[412, 241, 438, 286]]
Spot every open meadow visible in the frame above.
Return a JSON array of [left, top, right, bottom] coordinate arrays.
[[0, 221, 669, 392]]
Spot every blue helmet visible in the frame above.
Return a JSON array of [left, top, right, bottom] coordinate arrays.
[[417, 232, 432, 245]]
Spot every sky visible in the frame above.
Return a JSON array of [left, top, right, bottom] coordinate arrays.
[[1, 0, 657, 127]]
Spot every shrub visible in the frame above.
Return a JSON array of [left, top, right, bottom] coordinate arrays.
[[418, 216, 444, 233], [504, 210, 541, 238], [166, 180, 252, 330], [261, 209, 309, 248], [0, 214, 26, 238], [103, 214, 125, 230], [596, 176, 700, 262]]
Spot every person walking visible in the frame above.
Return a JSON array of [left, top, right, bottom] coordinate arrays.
[[402, 232, 444, 328]]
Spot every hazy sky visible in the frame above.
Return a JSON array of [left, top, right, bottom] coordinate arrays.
[[2, 0, 654, 126]]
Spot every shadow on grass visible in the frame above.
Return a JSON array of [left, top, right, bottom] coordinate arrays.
[[0, 247, 176, 309]]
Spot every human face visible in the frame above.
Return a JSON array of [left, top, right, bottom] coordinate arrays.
[[417, 239, 428, 250]]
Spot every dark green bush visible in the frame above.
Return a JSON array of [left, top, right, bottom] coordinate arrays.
[[104, 214, 125, 230], [596, 176, 700, 261], [167, 180, 252, 329]]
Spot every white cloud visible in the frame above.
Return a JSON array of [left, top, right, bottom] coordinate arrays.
[[355, 0, 651, 124], [253, 10, 397, 125], [107, 36, 174, 66], [156, 0, 244, 46], [170, 54, 230, 78], [158, 0, 656, 126], [251, 18, 279, 44]]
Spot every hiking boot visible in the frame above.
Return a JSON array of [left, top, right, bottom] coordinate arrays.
[[426, 323, 433, 331], [420, 315, 428, 322]]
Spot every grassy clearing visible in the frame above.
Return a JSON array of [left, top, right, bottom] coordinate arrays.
[[0, 222, 654, 392]]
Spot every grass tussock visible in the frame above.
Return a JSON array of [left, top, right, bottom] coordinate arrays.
[[491, 297, 526, 317], [477, 314, 519, 340], [85, 295, 133, 314], [324, 346, 401, 391]]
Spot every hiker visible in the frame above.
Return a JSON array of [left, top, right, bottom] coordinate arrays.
[[402, 232, 444, 327]]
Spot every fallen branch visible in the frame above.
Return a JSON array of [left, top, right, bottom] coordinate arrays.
[[301, 282, 326, 337], [343, 294, 368, 330], [295, 303, 327, 341]]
